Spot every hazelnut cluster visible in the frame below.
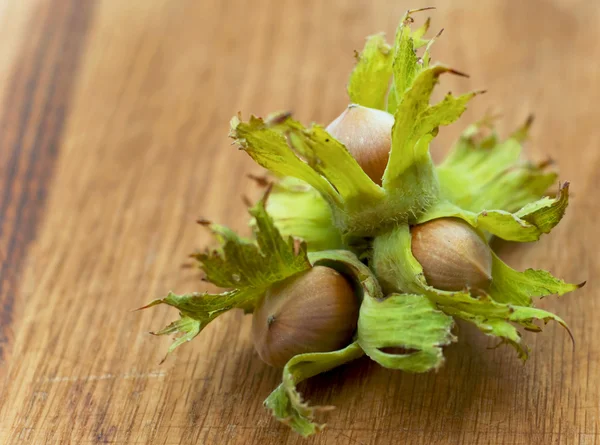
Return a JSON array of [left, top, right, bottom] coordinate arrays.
[[142, 9, 583, 436]]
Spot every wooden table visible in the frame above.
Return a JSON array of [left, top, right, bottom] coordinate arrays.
[[0, 0, 598, 444]]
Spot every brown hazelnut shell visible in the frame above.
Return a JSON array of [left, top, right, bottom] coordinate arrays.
[[326, 104, 394, 186], [411, 218, 493, 293], [252, 265, 359, 368]]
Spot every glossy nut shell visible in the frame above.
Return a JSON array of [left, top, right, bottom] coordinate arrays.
[[411, 218, 493, 293], [326, 104, 394, 185], [252, 266, 359, 368]]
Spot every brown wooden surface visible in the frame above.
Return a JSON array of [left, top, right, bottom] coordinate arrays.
[[0, 1, 598, 444]]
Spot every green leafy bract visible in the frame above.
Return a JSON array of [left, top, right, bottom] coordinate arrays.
[[488, 253, 582, 306], [259, 177, 343, 252], [391, 12, 419, 103], [382, 66, 480, 214], [417, 182, 569, 242], [141, 192, 311, 359], [230, 115, 342, 209], [381, 9, 478, 213], [437, 115, 558, 213], [434, 293, 571, 360], [265, 342, 364, 436], [358, 293, 456, 372], [347, 34, 393, 110]]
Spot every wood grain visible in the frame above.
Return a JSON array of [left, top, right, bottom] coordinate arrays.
[[0, 0, 598, 444], [0, 0, 95, 365]]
